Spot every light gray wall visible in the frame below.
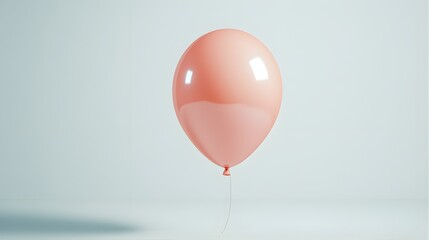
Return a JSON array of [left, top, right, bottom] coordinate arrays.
[[0, 0, 427, 201]]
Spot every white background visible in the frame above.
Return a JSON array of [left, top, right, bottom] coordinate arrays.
[[0, 0, 427, 239], [0, 0, 426, 202]]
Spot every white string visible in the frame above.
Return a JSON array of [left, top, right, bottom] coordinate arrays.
[[219, 174, 232, 239]]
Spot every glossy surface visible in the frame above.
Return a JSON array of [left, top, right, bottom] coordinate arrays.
[[173, 29, 282, 171]]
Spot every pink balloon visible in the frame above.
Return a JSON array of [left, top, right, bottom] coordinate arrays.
[[173, 29, 282, 175]]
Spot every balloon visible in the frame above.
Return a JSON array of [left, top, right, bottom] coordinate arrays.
[[173, 29, 282, 175]]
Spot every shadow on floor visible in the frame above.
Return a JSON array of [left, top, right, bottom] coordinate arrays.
[[0, 211, 139, 235]]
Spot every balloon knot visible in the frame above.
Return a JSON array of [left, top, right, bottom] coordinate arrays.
[[223, 167, 230, 176]]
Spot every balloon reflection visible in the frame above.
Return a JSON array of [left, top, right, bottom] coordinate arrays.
[[249, 57, 269, 81]]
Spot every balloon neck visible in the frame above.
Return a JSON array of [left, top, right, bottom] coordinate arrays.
[[223, 167, 230, 176]]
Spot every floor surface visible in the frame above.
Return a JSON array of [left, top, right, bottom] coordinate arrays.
[[0, 200, 426, 240]]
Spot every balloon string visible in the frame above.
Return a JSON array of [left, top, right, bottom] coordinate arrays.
[[220, 174, 232, 238]]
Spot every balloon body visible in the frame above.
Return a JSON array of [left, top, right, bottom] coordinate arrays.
[[173, 29, 282, 172]]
